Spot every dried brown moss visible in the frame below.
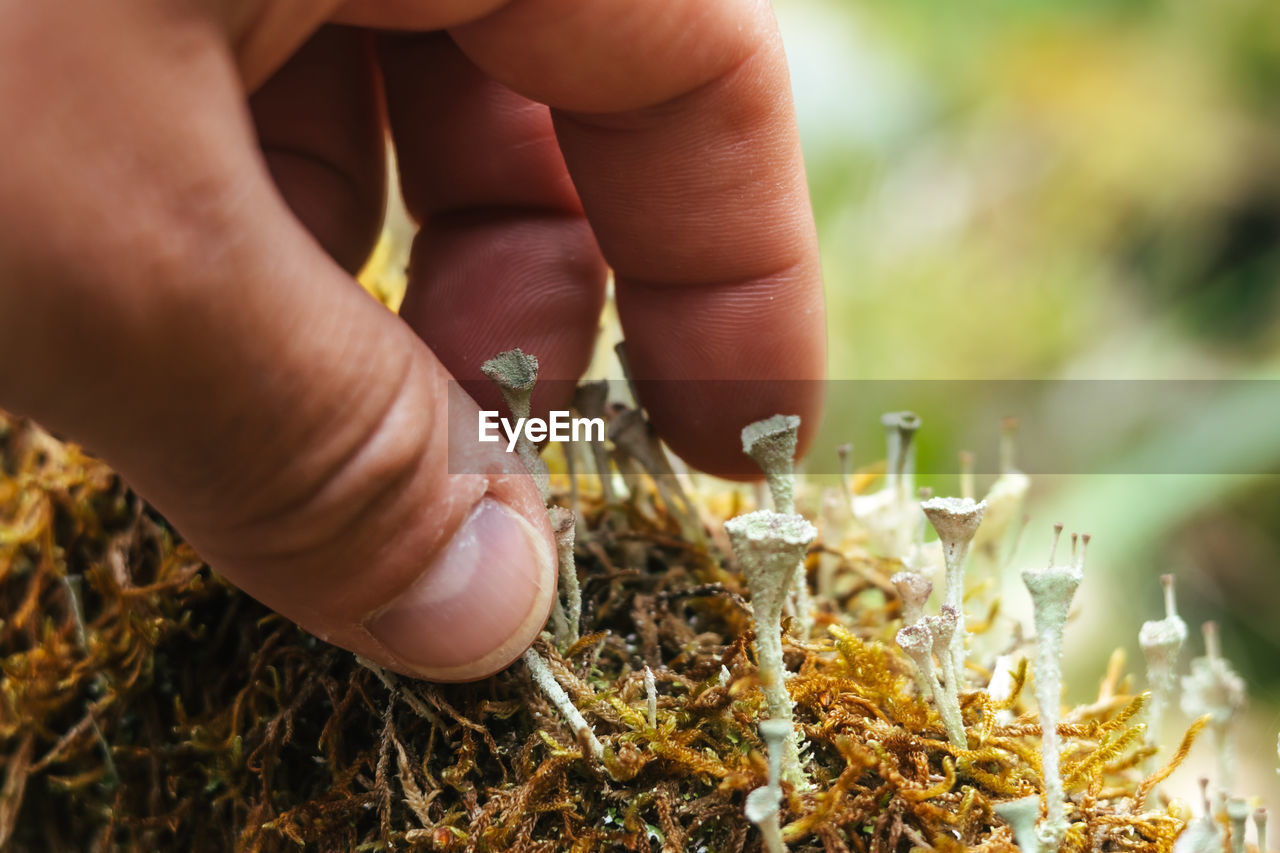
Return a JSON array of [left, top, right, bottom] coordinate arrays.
[[0, 412, 1202, 851]]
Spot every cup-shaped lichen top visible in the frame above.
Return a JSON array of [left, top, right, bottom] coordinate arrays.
[[572, 380, 609, 421], [922, 606, 958, 662], [725, 510, 816, 621], [921, 497, 986, 566], [481, 348, 539, 419], [742, 415, 800, 467], [741, 415, 801, 513], [1181, 626, 1246, 726], [1140, 575, 1188, 674], [895, 621, 933, 664], [1139, 619, 1187, 681], [1021, 564, 1082, 634], [890, 571, 933, 626]]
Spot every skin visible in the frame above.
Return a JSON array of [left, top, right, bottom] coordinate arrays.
[[0, 0, 825, 681]]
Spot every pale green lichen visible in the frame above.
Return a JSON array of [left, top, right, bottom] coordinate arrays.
[[724, 509, 817, 788], [890, 570, 932, 627], [741, 415, 812, 638], [921, 495, 986, 677], [742, 415, 801, 515], [895, 611, 966, 749], [1181, 620, 1247, 795], [480, 348, 550, 501], [1022, 525, 1085, 851], [1139, 573, 1188, 771], [744, 718, 791, 853], [643, 665, 657, 730], [993, 794, 1043, 853], [1227, 797, 1250, 853], [522, 646, 604, 765], [972, 419, 1031, 567]]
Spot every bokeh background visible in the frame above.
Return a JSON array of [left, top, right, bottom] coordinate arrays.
[[771, 0, 1280, 804]]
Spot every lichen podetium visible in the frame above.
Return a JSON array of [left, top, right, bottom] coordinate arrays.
[[0, 398, 1249, 852]]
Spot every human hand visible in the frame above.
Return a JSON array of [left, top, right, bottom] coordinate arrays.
[[0, 0, 825, 681]]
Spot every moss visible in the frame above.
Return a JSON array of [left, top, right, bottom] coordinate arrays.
[[0, 411, 1206, 852]]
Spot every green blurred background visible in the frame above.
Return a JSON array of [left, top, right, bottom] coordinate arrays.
[[773, 0, 1280, 799]]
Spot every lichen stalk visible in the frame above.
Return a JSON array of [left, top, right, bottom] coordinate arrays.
[[725, 510, 817, 788], [921, 496, 987, 678], [547, 506, 580, 648], [1181, 620, 1246, 796], [644, 665, 657, 730], [523, 648, 604, 765], [958, 450, 976, 501], [1022, 525, 1084, 850], [890, 571, 932, 627], [896, 617, 965, 748], [927, 607, 968, 748], [836, 443, 853, 514], [973, 418, 1031, 568], [572, 381, 617, 503], [480, 348, 550, 502], [745, 718, 791, 853], [741, 415, 812, 638], [610, 407, 702, 543], [1227, 798, 1250, 853], [1138, 574, 1188, 771]]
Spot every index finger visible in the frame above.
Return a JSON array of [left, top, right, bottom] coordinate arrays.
[[450, 0, 826, 478]]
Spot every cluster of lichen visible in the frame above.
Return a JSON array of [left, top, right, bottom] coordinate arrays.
[[0, 399, 1235, 852]]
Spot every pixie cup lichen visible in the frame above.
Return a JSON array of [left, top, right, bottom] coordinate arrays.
[[741, 415, 813, 638], [921, 495, 986, 676], [1022, 525, 1085, 850], [481, 348, 550, 501], [1139, 573, 1188, 769], [724, 509, 817, 788]]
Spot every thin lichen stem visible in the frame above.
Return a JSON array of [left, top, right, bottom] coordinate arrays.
[[1022, 525, 1084, 850], [921, 496, 986, 678], [959, 451, 975, 502], [481, 348, 550, 502], [1228, 798, 1249, 853], [741, 415, 812, 638], [891, 570, 932, 627], [1139, 574, 1187, 773], [644, 666, 657, 730], [547, 507, 581, 648], [1181, 620, 1245, 797], [725, 510, 816, 788], [896, 617, 965, 748], [745, 717, 791, 853], [927, 607, 968, 748], [610, 408, 702, 544], [523, 647, 604, 764], [572, 381, 617, 503]]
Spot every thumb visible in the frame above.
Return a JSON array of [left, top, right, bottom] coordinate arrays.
[[0, 6, 555, 681]]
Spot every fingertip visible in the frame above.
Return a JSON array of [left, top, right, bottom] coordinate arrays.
[[364, 495, 557, 682]]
